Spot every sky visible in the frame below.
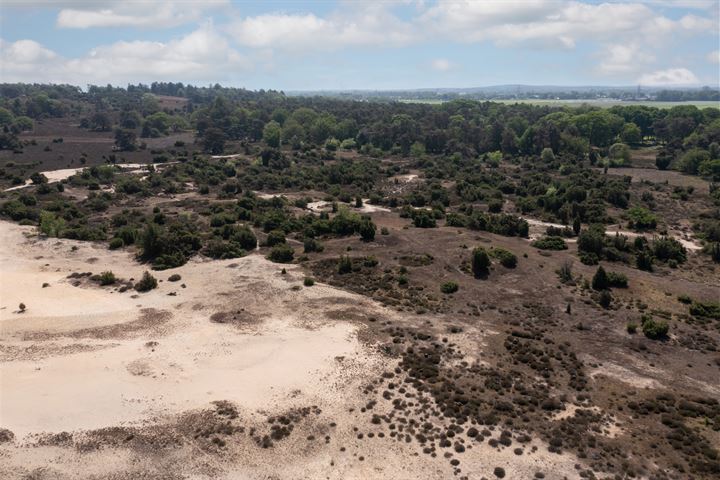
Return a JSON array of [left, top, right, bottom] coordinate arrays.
[[0, 1, 718, 91]]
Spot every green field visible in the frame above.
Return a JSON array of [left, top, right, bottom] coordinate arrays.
[[398, 98, 720, 108]]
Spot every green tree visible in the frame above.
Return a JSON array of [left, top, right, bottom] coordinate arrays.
[[263, 120, 282, 148], [620, 122, 642, 145], [471, 247, 490, 278], [592, 266, 609, 290], [359, 217, 376, 242]]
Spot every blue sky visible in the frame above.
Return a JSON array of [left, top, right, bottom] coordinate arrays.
[[1, 1, 718, 90]]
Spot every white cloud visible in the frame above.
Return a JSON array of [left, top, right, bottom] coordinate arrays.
[[707, 50, 720, 64], [637, 68, 700, 85], [0, 24, 251, 85], [430, 58, 453, 72], [226, 7, 416, 52], [55, 0, 228, 29], [598, 44, 655, 74], [419, 0, 712, 46]]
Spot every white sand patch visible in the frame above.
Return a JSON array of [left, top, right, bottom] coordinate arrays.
[[0, 221, 373, 439]]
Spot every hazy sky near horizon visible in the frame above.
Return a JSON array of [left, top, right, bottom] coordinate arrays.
[[0, 1, 718, 90]]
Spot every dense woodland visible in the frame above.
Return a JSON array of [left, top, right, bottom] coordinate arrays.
[[1, 83, 719, 271]]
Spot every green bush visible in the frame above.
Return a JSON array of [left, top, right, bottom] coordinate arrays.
[[626, 322, 638, 334], [471, 247, 490, 277], [168, 274, 181, 282], [440, 281, 459, 294], [689, 300, 720, 319], [641, 314, 668, 339], [598, 290, 612, 309], [109, 237, 124, 250], [606, 271, 628, 288], [135, 271, 158, 292], [531, 236, 567, 250], [265, 229, 286, 247], [267, 244, 294, 263], [592, 266, 609, 290], [491, 248, 517, 268], [303, 277, 315, 287], [652, 236, 686, 263], [627, 206, 657, 231], [303, 237, 324, 253], [338, 255, 352, 274], [98, 271, 116, 286]]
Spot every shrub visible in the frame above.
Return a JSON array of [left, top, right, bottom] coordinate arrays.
[[109, 237, 124, 250], [398, 274, 408, 285], [413, 210, 437, 228], [471, 247, 490, 278], [641, 314, 668, 339], [531, 236, 567, 250], [303, 237, 324, 253], [627, 206, 657, 231], [265, 229, 286, 247], [652, 237, 686, 263], [440, 281, 459, 294], [363, 256, 378, 267], [592, 266, 609, 290], [557, 260, 573, 283], [606, 271, 628, 288], [18, 303, 26, 313], [168, 274, 181, 282], [98, 271, 116, 286], [626, 322, 638, 334], [677, 294, 692, 304], [267, 244, 294, 263], [689, 301, 720, 319], [636, 250, 653, 271], [135, 271, 158, 292], [491, 248, 517, 268], [338, 255, 352, 274], [303, 277, 315, 287], [359, 217, 376, 241], [598, 290, 612, 309], [205, 240, 246, 259], [380, 227, 389, 235]]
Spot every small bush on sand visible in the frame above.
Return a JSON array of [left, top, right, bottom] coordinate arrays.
[[303, 277, 315, 287], [98, 271, 116, 286], [168, 274, 181, 282], [491, 248, 517, 268], [109, 237, 124, 250], [135, 271, 158, 292], [440, 281, 459, 294], [18, 303, 26, 313], [598, 290, 612, 309]]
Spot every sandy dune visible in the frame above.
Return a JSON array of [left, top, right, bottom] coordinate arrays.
[[0, 221, 584, 479]]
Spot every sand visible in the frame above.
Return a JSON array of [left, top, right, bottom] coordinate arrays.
[[0, 220, 588, 479]]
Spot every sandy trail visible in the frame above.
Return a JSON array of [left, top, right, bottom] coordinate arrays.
[[3, 163, 177, 192]]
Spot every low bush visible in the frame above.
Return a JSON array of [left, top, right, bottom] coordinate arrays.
[[689, 300, 720, 319], [168, 274, 181, 282], [108, 237, 124, 250], [98, 271, 116, 286], [135, 271, 158, 292], [531, 236, 567, 250], [641, 314, 669, 339], [491, 248, 517, 268], [440, 281, 459, 294], [267, 244, 294, 263], [303, 277, 315, 287]]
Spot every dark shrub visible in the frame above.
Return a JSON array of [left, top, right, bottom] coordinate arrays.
[[267, 244, 294, 263], [491, 248, 517, 268], [338, 255, 352, 274], [265, 229, 286, 247], [641, 314, 668, 339], [109, 237, 124, 250], [471, 247, 490, 278], [592, 266, 609, 290], [168, 274, 181, 282], [135, 271, 158, 292], [531, 236, 567, 250], [440, 281, 459, 294]]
